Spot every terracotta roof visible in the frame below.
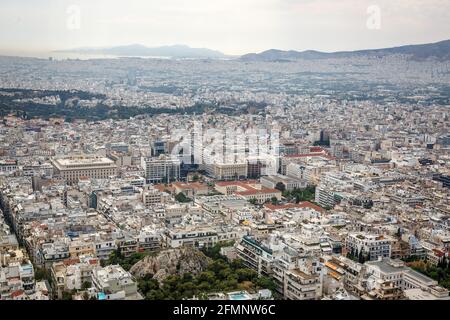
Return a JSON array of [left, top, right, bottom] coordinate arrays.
[[284, 153, 336, 160], [310, 146, 324, 153], [215, 180, 279, 196], [215, 180, 259, 187], [11, 290, 25, 298], [173, 182, 207, 190], [63, 258, 80, 266], [153, 184, 171, 192], [432, 249, 445, 257]]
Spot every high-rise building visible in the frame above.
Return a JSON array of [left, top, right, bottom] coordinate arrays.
[[152, 141, 167, 157], [141, 155, 181, 184]]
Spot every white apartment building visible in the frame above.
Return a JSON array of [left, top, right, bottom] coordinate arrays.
[[314, 185, 342, 208], [365, 258, 449, 298], [163, 226, 219, 249], [94, 238, 117, 261], [92, 265, 141, 300], [141, 155, 180, 184], [283, 268, 321, 300], [0, 160, 18, 174], [346, 233, 392, 261], [235, 236, 274, 277], [236, 238, 322, 300]]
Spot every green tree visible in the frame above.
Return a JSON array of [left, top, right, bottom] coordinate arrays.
[[256, 276, 276, 292], [34, 267, 51, 282], [62, 291, 73, 300], [275, 182, 286, 192], [81, 281, 91, 290], [236, 268, 258, 282], [358, 250, 365, 264], [136, 245, 279, 300], [175, 192, 192, 203], [271, 196, 279, 205]]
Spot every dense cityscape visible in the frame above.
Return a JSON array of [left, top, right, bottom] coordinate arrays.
[[1, 46, 449, 302]]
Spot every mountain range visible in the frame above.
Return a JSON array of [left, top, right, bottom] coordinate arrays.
[[59, 39, 450, 61], [58, 44, 227, 59], [240, 39, 450, 61]]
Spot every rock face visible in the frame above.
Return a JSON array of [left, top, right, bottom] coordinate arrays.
[[129, 247, 212, 282]]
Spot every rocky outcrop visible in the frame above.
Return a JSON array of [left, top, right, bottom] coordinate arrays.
[[129, 247, 212, 282]]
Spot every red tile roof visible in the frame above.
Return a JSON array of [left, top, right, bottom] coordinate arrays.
[[215, 180, 279, 196], [173, 182, 208, 190], [153, 184, 171, 192], [11, 290, 25, 298], [63, 258, 80, 266], [215, 180, 259, 187], [284, 153, 336, 160], [310, 146, 324, 153]]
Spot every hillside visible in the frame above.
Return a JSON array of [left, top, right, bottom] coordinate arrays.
[[240, 39, 450, 61]]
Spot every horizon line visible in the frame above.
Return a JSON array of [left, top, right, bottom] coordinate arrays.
[[0, 37, 449, 59]]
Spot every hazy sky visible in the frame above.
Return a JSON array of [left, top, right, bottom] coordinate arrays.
[[1, 0, 449, 55]]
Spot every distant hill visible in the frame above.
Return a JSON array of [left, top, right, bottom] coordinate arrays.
[[59, 44, 227, 59], [240, 39, 450, 61]]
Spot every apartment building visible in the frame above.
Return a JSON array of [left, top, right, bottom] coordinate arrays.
[[0, 160, 18, 174], [283, 269, 321, 300], [235, 236, 274, 276], [142, 186, 169, 207], [137, 230, 161, 252], [68, 239, 96, 258], [51, 256, 99, 299], [0, 261, 35, 299], [94, 237, 117, 261], [345, 233, 392, 261], [163, 226, 219, 249], [92, 265, 142, 300], [314, 185, 340, 208], [365, 258, 449, 299], [37, 241, 70, 269], [141, 155, 180, 184]]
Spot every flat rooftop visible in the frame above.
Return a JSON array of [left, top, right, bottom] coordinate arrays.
[[52, 156, 116, 169]]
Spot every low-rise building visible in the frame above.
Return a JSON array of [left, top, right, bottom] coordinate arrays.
[[92, 265, 142, 300], [345, 233, 392, 261]]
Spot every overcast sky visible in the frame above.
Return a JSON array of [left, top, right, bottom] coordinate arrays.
[[1, 0, 449, 55]]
